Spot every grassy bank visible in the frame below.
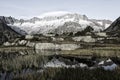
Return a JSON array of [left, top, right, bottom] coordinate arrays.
[[0, 54, 49, 72]]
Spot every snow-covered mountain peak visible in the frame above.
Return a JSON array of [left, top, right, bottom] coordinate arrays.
[[5, 12, 112, 35], [36, 11, 88, 21]]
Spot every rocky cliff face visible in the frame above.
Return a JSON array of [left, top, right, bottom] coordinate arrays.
[[0, 16, 18, 24], [0, 17, 21, 45], [105, 17, 120, 33]]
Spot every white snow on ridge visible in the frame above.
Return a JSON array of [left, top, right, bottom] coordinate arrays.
[[105, 24, 110, 29], [35, 18, 75, 27], [12, 17, 76, 34], [9, 11, 104, 34], [97, 21, 103, 25]]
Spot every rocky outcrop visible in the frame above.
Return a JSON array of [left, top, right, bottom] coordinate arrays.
[[18, 40, 27, 46], [3, 40, 27, 47], [25, 35, 34, 40], [72, 36, 96, 42], [53, 22, 82, 34], [95, 32, 107, 37], [3, 42, 11, 46], [26, 41, 36, 47]]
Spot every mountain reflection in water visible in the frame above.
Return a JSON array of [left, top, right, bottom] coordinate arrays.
[[0, 49, 119, 80]]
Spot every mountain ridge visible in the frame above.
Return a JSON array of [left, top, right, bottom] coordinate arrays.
[[0, 12, 112, 35], [7, 12, 112, 35]]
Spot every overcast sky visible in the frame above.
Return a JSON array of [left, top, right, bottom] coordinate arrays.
[[0, 0, 119, 20]]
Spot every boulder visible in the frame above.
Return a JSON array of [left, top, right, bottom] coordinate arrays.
[[95, 32, 107, 37], [72, 36, 96, 43], [3, 42, 11, 46], [25, 35, 34, 40], [18, 40, 27, 46], [26, 41, 35, 47]]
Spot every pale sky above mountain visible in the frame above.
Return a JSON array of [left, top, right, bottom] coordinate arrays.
[[0, 0, 119, 20]]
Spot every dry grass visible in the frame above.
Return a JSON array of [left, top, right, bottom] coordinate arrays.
[[61, 47, 120, 57], [0, 54, 49, 71]]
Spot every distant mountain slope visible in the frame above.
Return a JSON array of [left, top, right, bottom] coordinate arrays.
[[90, 19, 112, 29], [0, 17, 21, 44], [7, 11, 111, 35], [105, 17, 120, 33], [0, 16, 27, 35]]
